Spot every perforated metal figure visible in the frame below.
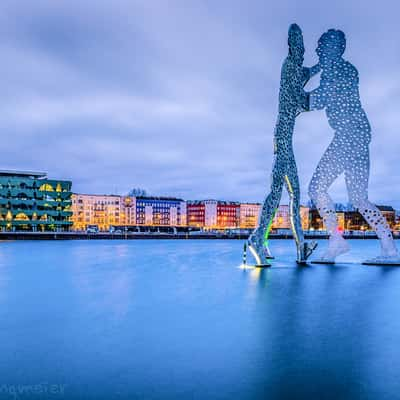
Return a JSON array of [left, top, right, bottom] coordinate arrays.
[[247, 24, 318, 266], [308, 29, 400, 264]]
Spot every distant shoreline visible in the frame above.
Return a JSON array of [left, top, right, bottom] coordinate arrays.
[[0, 232, 399, 241]]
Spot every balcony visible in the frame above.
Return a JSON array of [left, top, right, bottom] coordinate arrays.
[[59, 211, 73, 217], [35, 199, 57, 208]]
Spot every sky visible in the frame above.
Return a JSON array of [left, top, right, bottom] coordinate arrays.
[[1, 0, 399, 206]]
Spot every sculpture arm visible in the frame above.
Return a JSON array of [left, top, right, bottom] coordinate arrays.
[[281, 59, 309, 114], [290, 64, 309, 112], [300, 65, 321, 113], [295, 91, 310, 116], [308, 64, 321, 78], [302, 64, 320, 85], [308, 85, 326, 111], [295, 82, 310, 113]]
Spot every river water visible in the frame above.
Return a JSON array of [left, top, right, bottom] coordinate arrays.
[[0, 239, 399, 399]]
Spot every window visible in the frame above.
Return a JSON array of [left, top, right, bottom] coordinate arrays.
[[39, 184, 54, 192]]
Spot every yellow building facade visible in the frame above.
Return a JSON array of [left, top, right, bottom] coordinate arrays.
[[239, 203, 261, 228], [71, 194, 136, 231], [272, 205, 310, 230]]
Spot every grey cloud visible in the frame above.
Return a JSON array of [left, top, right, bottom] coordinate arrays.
[[0, 0, 399, 207]]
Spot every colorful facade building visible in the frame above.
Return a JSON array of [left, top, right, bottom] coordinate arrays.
[[272, 205, 290, 229], [71, 194, 132, 231], [377, 206, 396, 229], [310, 204, 396, 232], [0, 170, 72, 231], [204, 200, 218, 228], [216, 201, 240, 229], [135, 196, 186, 226], [239, 203, 261, 229], [71, 194, 137, 231], [70, 192, 397, 233], [122, 196, 137, 227], [187, 200, 240, 229], [309, 208, 324, 231], [186, 201, 205, 228], [395, 212, 400, 231], [271, 205, 310, 230], [72, 194, 186, 231], [300, 206, 310, 230]]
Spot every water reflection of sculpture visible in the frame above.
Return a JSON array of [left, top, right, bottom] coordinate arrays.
[[247, 24, 318, 266], [308, 29, 400, 264]]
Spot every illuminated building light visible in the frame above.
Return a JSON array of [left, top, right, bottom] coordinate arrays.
[[0, 170, 72, 232]]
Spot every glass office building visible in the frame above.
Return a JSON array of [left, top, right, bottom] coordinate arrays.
[[0, 170, 72, 231]]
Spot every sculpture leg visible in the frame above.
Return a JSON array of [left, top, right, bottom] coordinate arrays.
[[286, 158, 317, 263], [345, 146, 399, 261], [248, 158, 285, 264], [308, 140, 349, 261], [285, 159, 304, 260]]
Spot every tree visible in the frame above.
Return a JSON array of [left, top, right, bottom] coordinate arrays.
[[128, 188, 147, 197]]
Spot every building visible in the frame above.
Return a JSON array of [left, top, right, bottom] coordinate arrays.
[[187, 200, 240, 229], [272, 205, 290, 229], [395, 211, 400, 231], [239, 203, 261, 229], [187, 201, 310, 230], [341, 211, 368, 231], [377, 205, 396, 229], [122, 196, 137, 226], [216, 201, 240, 229], [271, 205, 310, 230], [205, 200, 218, 227], [72, 194, 187, 231], [135, 196, 186, 226], [187, 201, 205, 228], [0, 170, 72, 231], [309, 204, 396, 232], [71, 194, 128, 231]]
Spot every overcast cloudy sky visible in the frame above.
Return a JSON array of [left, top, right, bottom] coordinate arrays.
[[1, 0, 399, 206]]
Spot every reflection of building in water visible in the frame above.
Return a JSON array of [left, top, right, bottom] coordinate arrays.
[[0, 170, 72, 232], [239, 203, 261, 229]]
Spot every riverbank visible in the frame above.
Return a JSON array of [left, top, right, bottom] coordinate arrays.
[[0, 231, 398, 240]]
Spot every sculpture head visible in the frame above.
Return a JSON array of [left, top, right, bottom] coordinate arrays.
[[316, 29, 346, 68], [288, 24, 304, 64]]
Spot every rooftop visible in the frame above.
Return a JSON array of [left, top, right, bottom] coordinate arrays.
[[136, 196, 184, 202], [187, 200, 240, 205], [0, 170, 47, 178], [377, 205, 395, 212]]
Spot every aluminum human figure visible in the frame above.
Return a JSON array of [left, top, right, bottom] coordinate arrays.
[[308, 29, 400, 264], [247, 24, 318, 266]]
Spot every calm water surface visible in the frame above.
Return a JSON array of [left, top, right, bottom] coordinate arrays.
[[0, 239, 400, 400]]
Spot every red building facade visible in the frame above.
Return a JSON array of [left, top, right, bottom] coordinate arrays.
[[216, 202, 240, 229], [187, 201, 205, 227], [187, 200, 239, 229]]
